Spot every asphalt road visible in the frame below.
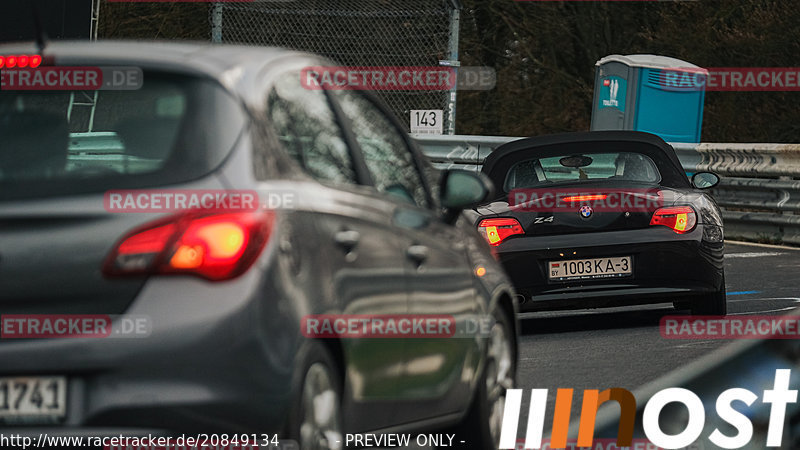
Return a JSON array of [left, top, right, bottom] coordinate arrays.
[[513, 241, 800, 440]]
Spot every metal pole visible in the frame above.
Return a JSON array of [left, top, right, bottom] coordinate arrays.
[[91, 0, 101, 40], [211, 3, 223, 43], [446, 2, 461, 135]]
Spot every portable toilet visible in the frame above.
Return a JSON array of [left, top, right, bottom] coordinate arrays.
[[590, 54, 707, 143]]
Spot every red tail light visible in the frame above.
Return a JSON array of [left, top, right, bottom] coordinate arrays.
[[650, 206, 697, 234], [478, 218, 524, 246], [561, 194, 608, 202], [104, 211, 274, 281], [0, 55, 42, 69]]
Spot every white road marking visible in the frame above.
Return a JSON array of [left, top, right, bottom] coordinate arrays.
[[725, 252, 785, 258], [727, 297, 800, 315], [729, 306, 797, 315], [675, 341, 719, 349], [727, 240, 800, 251]]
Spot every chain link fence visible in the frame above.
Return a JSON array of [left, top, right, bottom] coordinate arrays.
[[210, 0, 460, 133]]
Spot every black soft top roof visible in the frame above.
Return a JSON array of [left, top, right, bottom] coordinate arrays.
[[481, 131, 690, 190]]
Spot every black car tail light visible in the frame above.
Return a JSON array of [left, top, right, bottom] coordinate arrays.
[[561, 194, 608, 203], [650, 206, 697, 234], [103, 210, 274, 281], [478, 218, 524, 246]]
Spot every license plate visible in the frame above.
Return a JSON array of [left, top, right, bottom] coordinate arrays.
[[548, 256, 632, 281], [0, 376, 66, 423]]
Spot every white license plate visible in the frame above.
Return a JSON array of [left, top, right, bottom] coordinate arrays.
[[0, 376, 66, 423], [548, 256, 632, 281]]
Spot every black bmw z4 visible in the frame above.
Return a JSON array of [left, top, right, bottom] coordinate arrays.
[[466, 131, 726, 315]]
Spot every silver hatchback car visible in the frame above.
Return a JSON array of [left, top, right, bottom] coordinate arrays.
[[0, 41, 518, 449]]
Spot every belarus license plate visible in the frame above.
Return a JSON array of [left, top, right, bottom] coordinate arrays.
[[0, 376, 66, 423], [548, 256, 632, 281]]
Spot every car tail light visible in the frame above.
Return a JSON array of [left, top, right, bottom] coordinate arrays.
[[104, 211, 274, 281], [478, 218, 524, 246], [650, 206, 697, 234], [0, 55, 42, 69], [561, 194, 608, 202]]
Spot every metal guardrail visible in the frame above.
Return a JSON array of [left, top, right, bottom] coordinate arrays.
[[64, 131, 800, 245], [696, 143, 800, 178], [412, 134, 705, 172], [413, 134, 800, 245]]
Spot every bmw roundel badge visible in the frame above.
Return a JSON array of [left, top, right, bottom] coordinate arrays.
[[579, 205, 593, 218]]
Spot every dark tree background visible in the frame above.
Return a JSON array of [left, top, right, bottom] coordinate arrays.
[[97, 0, 799, 142], [458, 0, 800, 141], [98, 2, 210, 41]]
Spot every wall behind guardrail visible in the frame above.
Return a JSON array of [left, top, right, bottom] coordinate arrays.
[[413, 134, 800, 245]]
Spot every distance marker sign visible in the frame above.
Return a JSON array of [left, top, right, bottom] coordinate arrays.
[[410, 110, 443, 135]]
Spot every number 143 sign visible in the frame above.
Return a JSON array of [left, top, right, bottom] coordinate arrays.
[[410, 110, 443, 135]]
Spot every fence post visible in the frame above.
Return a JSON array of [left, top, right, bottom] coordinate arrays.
[[211, 3, 223, 43], [446, 1, 462, 135], [91, 0, 101, 40]]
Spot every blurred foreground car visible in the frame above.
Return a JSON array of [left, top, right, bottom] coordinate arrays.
[[0, 41, 518, 449], [469, 131, 726, 315]]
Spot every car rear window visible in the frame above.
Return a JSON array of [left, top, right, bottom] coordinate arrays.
[[0, 72, 246, 200], [504, 151, 661, 191]]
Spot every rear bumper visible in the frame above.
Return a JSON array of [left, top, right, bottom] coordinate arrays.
[[494, 225, 724, 312], [0, 265, 299, 434]]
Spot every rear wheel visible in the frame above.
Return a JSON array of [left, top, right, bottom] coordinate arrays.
[[447, 307, 516, 449], [285, 341, 343, 450], [690, 274, 727, 316]]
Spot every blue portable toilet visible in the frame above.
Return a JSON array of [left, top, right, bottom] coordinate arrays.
[[590, 54, 707, 143]]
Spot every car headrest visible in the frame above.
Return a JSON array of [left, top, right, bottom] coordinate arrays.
[[115, 117, 181, 160], [0, 112, 69, 178], [622, 154, 656, 180]]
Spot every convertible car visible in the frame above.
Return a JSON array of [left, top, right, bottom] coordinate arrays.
[[468, 131, 726, 315]]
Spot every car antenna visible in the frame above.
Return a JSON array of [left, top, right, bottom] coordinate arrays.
[[31, 1, 48, 53]]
